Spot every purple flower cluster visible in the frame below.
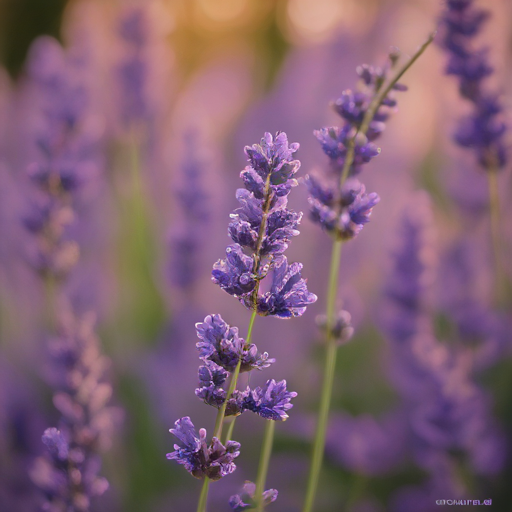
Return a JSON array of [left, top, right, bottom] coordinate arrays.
[[167, 417, 240, 481], [22, 37, 99, 279], [194, 315, 296, 421], [305, 58, 406, 239], [305, 175, 379, 240], [212, 132, 317, 318], [30, 312, 122, 511], [439, 0, 507, 170], [229, 481, 278, 511], [168, 315, 297, 480]]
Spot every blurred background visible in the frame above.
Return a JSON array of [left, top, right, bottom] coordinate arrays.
[[0, 0, 511, 511]]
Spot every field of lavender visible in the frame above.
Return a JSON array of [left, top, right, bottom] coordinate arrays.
[[0, 1, 511, 511]]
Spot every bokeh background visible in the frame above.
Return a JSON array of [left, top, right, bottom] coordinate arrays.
[[0, 0, 511, 511]]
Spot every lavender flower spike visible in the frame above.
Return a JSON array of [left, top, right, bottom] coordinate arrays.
[[439, 0, 507, 170], [212, 132, 317, 317], [30, 311, 122, 511], [167, 417, 241, 481], [229, 481, 278, 511]]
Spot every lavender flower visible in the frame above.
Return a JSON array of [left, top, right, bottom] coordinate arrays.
[[439, 0, 507, 170], [31, 311, 122, 511], [22, 37, 99, 279], [167, 417, 241, 481], [229, 481, 278, 511], [196, 314, 274, 373], [244, 380, 297, 421], [305, 175, 379, 240], [212, 132, 317, 317], [194, 317, 295, 420]]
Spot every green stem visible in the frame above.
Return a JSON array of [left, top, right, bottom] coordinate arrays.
[[197, 477, 210, 512], [255, 420, 276, 512], [223, 417, 236, 444], [302, 240, 342, 512]]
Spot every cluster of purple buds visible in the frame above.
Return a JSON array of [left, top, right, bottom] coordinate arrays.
[[229, 481, 278, 511], [305, 57, 407, 240], [22, 37, 98, 279], [167, 417, 241, 481], [439, 0, 507, 170], [305, 175, 379, 240], [30, 312, 121, 511], [167, 314, 297, 479], [212, 132, 317, 318]]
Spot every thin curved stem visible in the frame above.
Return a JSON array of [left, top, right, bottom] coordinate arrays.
[[255, 420, 276, 512], [302, 239, 342, 512], [196, 477, 210, 512]]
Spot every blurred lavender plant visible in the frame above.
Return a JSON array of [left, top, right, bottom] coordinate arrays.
[[169, 131, 210, 294], [22, 37, 100, 282], [167, 132, 315, 512], [382, 196, 506, 508], [302, 35, 434, 512], [19, 37, 120, 511], [438, 0, 509, 301], [30, 310, 122, 512], [439, 0, 507, 171]]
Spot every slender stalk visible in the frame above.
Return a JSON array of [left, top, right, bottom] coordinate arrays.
[[223, 417, 236, 444], [255, 420, 276, 512], [303, 33, 435, 512], [197, 477, 210, 512], [302, 240, 342, 512]]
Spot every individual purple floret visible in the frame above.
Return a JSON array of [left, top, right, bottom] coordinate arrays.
[[212, 132, 316, 317], [439, 0, 507, 170], [212, 245, 257, 297], [167, 417, 241, 481], [196, 314, 275, 373], [245, 380, 297, 421], [305, 175, 380, 240], [229, 481, 278, 511], [31, 311, 122, 512], [254, 256, 318, 318]]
